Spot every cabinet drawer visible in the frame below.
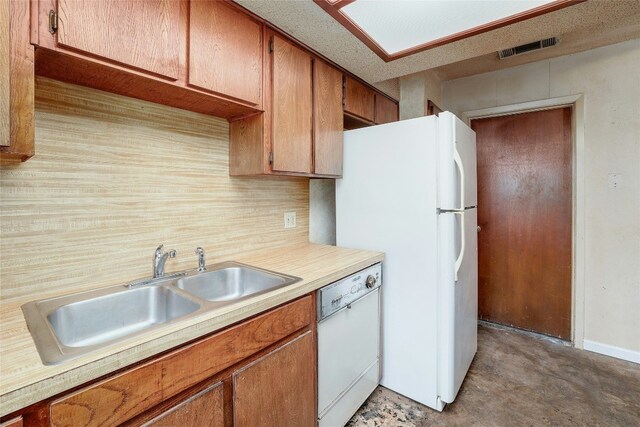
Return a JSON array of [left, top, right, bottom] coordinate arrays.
[[50, 296, 312, 427]]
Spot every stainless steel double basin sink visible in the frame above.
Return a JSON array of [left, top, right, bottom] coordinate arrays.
[[22, 262, 301, 365]]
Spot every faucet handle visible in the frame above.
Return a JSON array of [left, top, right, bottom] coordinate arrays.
[[168, 249, 177, 258], [195, 247, 206, 272]]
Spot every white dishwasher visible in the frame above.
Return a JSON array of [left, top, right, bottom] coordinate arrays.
[[317, 263, 382, 427]]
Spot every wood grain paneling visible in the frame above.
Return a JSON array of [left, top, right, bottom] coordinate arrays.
[[313, 60, 343, 176], [189, 0, 262, 106], [0, 0, 9, 147], [0, 0, 34, 160], [234, 331, 315, 427], [472, 108, 572, 339], [50, 296, 312, 427], [57, 0, 180, 79], [272, 35, 313, 174], [143, 382, 224, 427], [344, 76, 375, 123], [0, 78, 308, 301], [375, 94, 398, 124]]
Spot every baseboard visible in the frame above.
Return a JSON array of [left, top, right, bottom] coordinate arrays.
[[583, 339, 640, 364]]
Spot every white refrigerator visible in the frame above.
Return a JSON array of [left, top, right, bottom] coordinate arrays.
[[336, 112, 478, 411]]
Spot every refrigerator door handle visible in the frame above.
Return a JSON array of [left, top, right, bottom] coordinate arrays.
[[454, 211, 465, 282], [453, 143, 465, 211]]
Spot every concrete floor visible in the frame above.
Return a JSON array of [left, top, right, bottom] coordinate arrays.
[[347, 323, 640, 426]]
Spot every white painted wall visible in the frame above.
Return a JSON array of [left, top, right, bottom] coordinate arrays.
[[400, 70, 442, 120], [442, 39, 640, 358], [309, 179, 336, 245]]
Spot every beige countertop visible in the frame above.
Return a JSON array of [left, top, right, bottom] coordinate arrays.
[[0, 243, 383, 416]]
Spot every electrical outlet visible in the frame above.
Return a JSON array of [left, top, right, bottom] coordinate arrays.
[[284, 212, 296, 229]]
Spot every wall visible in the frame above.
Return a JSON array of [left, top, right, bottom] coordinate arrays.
[[399, 70, 442, 120], [309, 179, 335, 245], [443, 39, 640, 359], [0, 78, 309, 302]]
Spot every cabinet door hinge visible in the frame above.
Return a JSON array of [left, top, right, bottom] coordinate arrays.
[[48, 10, 58, 35], [269, 152, 273, 165], [268, 39, 274, 54]]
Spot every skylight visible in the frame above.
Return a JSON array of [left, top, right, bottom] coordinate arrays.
[[315, 0, 583, 61]]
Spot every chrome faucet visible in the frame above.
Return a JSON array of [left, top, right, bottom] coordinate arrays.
[[195, 247, 206, 272], [153, 244, 176, 278]]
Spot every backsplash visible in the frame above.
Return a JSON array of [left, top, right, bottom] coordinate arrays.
[[0, 78, 309, 302]]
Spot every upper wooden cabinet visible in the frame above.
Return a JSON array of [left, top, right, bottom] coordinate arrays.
[[344, 76, 375, 123], [56, 0, 181, 80], [189, 0, 262, 106], [230, 31, 338, 177], [7, 0, 396, 166], [0, 0, 34, 162], [375, 94, 399, 124], [32, 0, 262, 123], [271, 35, 313, 174], [313, 60, 344, 176]]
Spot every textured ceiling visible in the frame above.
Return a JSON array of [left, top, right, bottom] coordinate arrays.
[[236, 0, 640, 88]]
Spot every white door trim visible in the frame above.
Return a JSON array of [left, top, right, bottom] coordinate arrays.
[[462, 95, 586, 349]]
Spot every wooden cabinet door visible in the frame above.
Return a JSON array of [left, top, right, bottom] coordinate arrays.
[[313, 60, 343, 176], [344, 76, 375, 122], [0, 417, 22, 427], [271, 35, 313, 174], [56, 0, 180, 79], [234, 331, 315, 427], [1, 0, 9, 147], [143, 382, 224, 427], [472, 108, 572, 339], [375, 94, 398, 124], [189, 1, 262, 106]]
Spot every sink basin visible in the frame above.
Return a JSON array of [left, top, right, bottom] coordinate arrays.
[[175, 262, 300, 302], [48, 286, 199, 347], [22, 284, 200, 365], [22, 261, 300, 365]]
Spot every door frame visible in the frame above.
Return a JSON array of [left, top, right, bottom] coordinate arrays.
[[461, 94, 585, 348]]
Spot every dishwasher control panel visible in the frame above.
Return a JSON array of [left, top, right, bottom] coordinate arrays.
[[318, 263, 382, 320]]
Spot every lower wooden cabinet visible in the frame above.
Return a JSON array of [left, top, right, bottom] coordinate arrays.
[[35, 296, 315, 427], [143, 382, 225, 427], [234, 331, 315, 427]]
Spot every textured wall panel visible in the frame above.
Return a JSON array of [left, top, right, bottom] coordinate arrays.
[[0, 78, 309, 301]]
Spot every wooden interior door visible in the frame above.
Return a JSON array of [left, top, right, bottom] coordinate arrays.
[[313, 60, 343, 176], [271, 35, 313, 174], [57, 0, 180, 79], [233, 331, 315, 427], [471, 107, 572, 339]]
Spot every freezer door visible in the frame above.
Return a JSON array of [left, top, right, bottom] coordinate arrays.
[[437, 112, 477, 210], [437, 208, 478, 404]]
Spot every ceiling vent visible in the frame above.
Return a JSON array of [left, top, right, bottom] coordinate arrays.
[[498, 37, 559, 59]]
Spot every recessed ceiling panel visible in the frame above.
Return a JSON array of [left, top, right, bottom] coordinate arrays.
[[341, 0, 556, 55], [314, 0, 584, 61]]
